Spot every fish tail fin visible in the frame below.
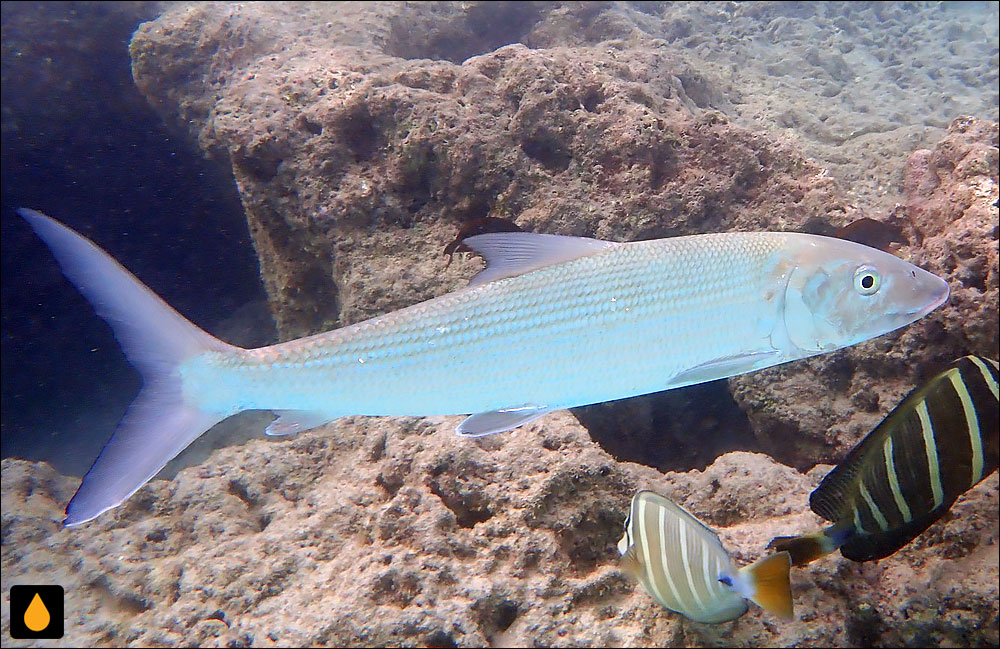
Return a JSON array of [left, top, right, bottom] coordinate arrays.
[[767, 525, 848, 567], [740, 551, 794, 621], [18, 208, 237, 526]]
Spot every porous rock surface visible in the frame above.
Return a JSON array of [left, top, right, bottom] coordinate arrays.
[[2, 2, 998, 647], [3, 416, 998, 647], [131, 1, 856, 470], [524, 1, 999, 214], [730, 116, 999, 467], [128, 1, 998, 468]]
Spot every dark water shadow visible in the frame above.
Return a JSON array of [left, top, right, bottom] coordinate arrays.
[[574, 380, 762, 473]]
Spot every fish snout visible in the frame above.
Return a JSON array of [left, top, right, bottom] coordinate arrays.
[[903, 266, 949, 318]]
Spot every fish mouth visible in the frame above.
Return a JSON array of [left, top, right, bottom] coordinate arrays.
[[888, 264, 949, 323], [904, 273, 950, 319]]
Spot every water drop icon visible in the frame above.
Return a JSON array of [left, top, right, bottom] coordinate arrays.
[[24, 592, 50, 632]]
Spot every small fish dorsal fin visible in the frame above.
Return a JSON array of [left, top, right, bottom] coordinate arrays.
[[741, 552, 794, 621], [462, 232, 618, 286]]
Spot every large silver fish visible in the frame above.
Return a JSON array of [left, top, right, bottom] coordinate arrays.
[[18, 208, 949, 526]]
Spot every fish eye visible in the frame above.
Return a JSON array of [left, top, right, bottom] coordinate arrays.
[[853, 265, 881, 296], [718, 575, 733, 587]]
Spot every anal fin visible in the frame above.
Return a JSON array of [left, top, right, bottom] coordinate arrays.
[[456, 405, 553, 437], [266, 410, 334, 436], [840, 508, 950, 562]]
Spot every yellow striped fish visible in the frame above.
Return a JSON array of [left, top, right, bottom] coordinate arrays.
[[770, 355, 1000, 564], [618, 490, 793, 623]]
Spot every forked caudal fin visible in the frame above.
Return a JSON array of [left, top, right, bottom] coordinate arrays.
[[18, 209, 236, 526]]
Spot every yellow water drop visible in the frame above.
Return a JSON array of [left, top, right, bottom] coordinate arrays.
[[24, 592, 50, 632]]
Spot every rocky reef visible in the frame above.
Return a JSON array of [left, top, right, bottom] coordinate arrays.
[[731, 116, 999, 468], [3, 422, 997, 647], [2, 2, 997, 647]]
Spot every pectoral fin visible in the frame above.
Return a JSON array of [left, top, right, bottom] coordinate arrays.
[[265, 411, 334, 436], [668, 350, 782, 387], [456, 405, 554, 437]]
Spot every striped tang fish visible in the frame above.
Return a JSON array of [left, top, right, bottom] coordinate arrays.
[[618, 490, 793, 623], [18, 209, 948, 526], [770, 355, 999, 565]]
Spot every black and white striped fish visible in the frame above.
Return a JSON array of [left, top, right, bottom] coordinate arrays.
[[770, 355, 999, 565], [618, 490, 793, 623]]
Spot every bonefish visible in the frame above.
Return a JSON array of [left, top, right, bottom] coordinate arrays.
[[17, 208, 949, 526]]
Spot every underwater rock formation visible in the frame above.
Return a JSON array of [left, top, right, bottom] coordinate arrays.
[[3, 424, 997, 646], [129, 1, 856, 470], [2, 2, 997, 647], [730, 116, 999, 468], [129, 3, 854, 341]]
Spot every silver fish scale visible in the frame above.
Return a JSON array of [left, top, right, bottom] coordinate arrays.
[[188, 232, 787, 416]]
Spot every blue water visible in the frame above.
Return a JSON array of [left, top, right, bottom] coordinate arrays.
[[0, 2, 270, 476]]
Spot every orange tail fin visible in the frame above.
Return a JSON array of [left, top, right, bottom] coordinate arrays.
[[742, 551, 794, 621]]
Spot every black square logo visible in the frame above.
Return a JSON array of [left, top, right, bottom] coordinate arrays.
[[9, 585, 64, 639]]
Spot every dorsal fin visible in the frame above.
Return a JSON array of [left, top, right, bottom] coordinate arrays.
[[462, 232, 617, 287], [444, 216, 524, 265]]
